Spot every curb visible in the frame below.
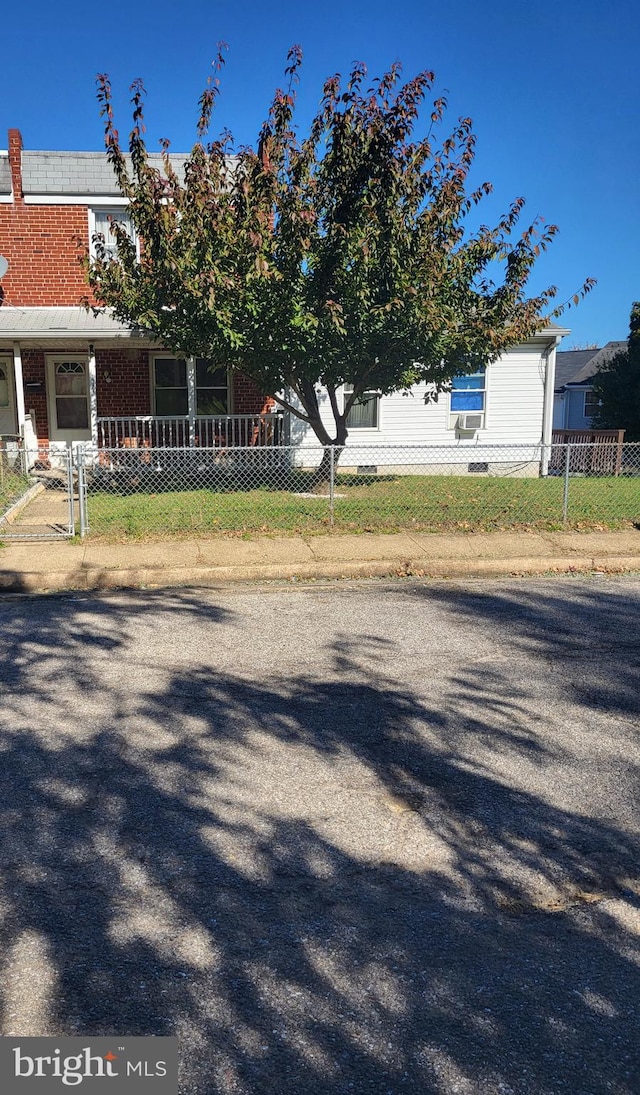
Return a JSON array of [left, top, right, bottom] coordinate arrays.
[[1, 554, 639, 593]]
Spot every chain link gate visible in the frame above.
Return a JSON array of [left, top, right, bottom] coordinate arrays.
[[0, 441, 76, 539]]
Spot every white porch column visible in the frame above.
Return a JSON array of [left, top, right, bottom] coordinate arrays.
[[88, 343, 98, 447], [12, 341, 26, 432], [186, 356, 197, 447]]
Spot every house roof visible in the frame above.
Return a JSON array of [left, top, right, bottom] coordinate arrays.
[[0, 306, 153, 345], [554, 349, 598, 389], [21, 151, 188, 197], [0, 153, 11, 196], [555, 341, 627, 390], [568, 341, 627, 384]]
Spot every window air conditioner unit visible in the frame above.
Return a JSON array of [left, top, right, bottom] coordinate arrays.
[[457, 412, 484, 431]]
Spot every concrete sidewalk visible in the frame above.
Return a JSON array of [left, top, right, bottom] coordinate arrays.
[[1, 528, 640, 592]]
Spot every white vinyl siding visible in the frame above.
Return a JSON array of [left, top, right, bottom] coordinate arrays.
[[294, 346, 548, 455]]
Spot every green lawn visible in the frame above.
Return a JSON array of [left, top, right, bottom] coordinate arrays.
[[85, 472, 640, 540]]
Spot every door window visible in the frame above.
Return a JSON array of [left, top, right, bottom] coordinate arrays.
[[54, 362, 89, 430]]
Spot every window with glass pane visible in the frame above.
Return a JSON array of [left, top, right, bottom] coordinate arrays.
[[450, 371, 486, 412], [584, 390, 600, 419], [344, 384, 379, 428], [91, 208, 136, 260], [55, 362, 88, 430], [196, 359, 228, 415], [154, 358, 188, 416]]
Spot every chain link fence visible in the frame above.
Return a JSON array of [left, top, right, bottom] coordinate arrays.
[[70, 441, 640, 539], [0, 441, 30, 512]]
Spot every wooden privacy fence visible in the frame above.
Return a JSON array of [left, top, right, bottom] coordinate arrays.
[[550, 429, 625, 476]]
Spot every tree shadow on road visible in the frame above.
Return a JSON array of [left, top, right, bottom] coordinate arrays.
[[0, 583, 638, 1093], [419, 577, 640, 717]]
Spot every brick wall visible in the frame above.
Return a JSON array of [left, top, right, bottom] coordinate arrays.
[[98, 359, 270, 418], [0, 129, 90, 307], [233, 372, 274, 415], [21, 350, 49, 439], [0, 201, 90, 308], [12, 349, 153, 443], [96, 348, 151, 416]]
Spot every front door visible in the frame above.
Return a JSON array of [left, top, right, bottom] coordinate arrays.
[[46, 355, 92, 441], [0, 355, 17, 437]]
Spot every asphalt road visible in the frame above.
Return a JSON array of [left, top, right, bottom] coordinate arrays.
[[0, 575, 639, 1095]]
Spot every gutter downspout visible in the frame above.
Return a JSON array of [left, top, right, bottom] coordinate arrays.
[[541, 336, 561, 476]]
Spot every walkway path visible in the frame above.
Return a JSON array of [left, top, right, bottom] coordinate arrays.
[[1, 527, 639, 592], [5, 487, 74, 538]]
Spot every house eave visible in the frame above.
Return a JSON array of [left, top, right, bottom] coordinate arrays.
[[0, 329, 150, 342], [0, 306, 156, 347]]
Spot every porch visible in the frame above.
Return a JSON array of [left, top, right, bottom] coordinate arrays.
[[549, 429, 626, 476], [0, 307, 283, 452], [96, 413, 286, 450]]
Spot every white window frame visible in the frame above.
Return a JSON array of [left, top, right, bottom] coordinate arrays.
[[89, 206, 139, 261], [194, 359, 232, 417], [343, 383, 381, 431], [46, 354, 92, 441], [151, 355, 189, 418], [448, 369, 488, 430], [584, 388, 600, 420], [151, 356, 232, 418]]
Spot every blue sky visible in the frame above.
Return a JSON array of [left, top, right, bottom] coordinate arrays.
[[1, 0, 638, 347]]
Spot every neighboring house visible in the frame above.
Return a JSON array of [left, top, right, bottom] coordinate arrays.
[[0, 129, 276, 459], [1, 128, 567, 468], [553, 342, 626, 431]]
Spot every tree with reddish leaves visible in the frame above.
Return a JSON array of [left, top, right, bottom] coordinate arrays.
[[84, 46, 593, 467]]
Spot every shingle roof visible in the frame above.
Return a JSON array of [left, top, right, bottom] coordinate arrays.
[[0, 153, 11, 195], [568, 341, 627, 384], [555, 349, 599, 389], [0, 306, 148, 338], [21, 151, 188, 196], [555, 342, 628, 389]]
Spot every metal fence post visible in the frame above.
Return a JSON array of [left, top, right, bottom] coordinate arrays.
[[329, 445, 335, 528], [77, 446, 88, 537], [562, 443, 571, 524], [67, 442, 76, 537]]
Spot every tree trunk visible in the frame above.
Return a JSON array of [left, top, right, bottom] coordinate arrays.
[[307, 414, 348, 492], [308, 444, 345, 491], [290, 388, 348, 492]]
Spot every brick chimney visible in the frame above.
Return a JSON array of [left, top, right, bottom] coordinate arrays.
[[8, 128, 23, 202]]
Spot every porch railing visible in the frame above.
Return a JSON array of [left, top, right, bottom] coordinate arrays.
[[96, 414, 285, 449], [550, 429, 625, 476]]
